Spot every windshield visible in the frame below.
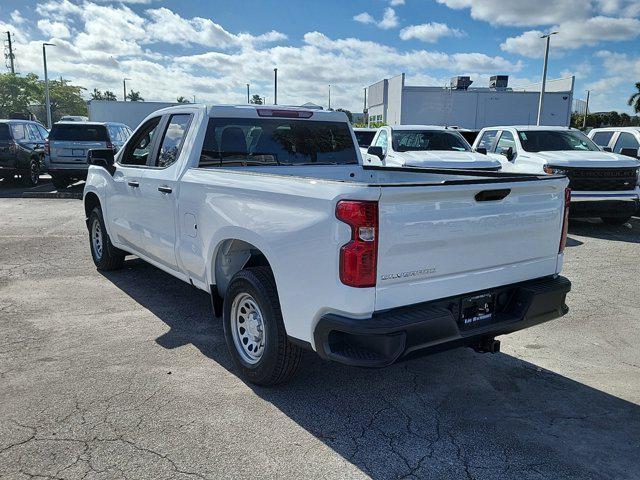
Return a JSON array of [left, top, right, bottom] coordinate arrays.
[[517, 130, 600, 152], [355, 130, 376, 148], [199, 118, 358, 167], [392, 130, 470, 152], [50, 124, 108, 142]]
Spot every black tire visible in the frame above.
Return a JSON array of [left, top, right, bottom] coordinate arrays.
[[22, 158, 40, 187], [51, 174, 70, 190], [601, 216, 631, 226], [88, 206, 126, 271], [223, 266, 302, 386]]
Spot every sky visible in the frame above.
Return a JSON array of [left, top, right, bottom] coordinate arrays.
[[1, 0, 639, 114]]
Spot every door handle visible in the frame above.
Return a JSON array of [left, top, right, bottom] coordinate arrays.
[[127, 181, 139, 188], [158, 185, 172, 194]]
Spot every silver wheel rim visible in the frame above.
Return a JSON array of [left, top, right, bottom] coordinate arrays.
[[91, 218, 103, 260], [230, 293, 266, 364]]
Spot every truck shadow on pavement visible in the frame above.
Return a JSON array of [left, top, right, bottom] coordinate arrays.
[[101, 260, 640, 480], [568, 217, 640, 244]]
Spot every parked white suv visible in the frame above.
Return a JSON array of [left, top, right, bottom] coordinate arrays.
[[364, 125, 501, 170], [588, 127, 640, 159], [472, 126, 640, 224], [83, 105, 571, 385]]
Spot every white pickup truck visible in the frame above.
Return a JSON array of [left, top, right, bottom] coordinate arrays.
[[472, 126, 640, 224], [363, 125, 502, 170], [83, 105, 571, 385]]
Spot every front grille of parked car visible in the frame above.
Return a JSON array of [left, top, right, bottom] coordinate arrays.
[[563, 167, 638, 191]]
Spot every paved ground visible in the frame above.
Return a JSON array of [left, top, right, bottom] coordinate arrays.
[[0, 197, 639, 480]]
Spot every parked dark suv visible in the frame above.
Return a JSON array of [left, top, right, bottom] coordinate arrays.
[[45, 121, 132, 189], [0, 119, 49, 186]]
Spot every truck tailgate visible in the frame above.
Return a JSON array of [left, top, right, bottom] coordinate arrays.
[[375, 178, 567, 311]]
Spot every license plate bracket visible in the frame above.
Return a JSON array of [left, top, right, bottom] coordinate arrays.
[[459, 293, 496, 330]]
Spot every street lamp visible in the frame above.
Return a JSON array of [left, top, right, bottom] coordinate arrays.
[[42, 43, 55, 129], [328, 84, 331, 110], [536, 31, 558, 126], [123, 78, 131, 102]]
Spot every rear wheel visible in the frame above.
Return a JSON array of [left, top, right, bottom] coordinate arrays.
[[22, 158, 39, 187], [601, 216, 631, 226], [223, 266, 302, 386], [88, 206, 125, 271], [51, 174, 70, 190]]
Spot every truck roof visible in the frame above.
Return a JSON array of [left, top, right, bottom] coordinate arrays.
[[388, 125, 456, 131], [485, 125, 574, 131], [590, 126, 640, 132], [149, 104, 349, 122]]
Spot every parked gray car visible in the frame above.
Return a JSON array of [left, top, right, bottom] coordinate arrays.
[[45, 121, 132, 189]]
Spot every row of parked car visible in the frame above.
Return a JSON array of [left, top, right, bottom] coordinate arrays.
[[0, 118, 132, 188], [355, 124, 640, 225]]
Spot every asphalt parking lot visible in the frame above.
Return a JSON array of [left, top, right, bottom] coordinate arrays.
[[1, 196, 639, 480]]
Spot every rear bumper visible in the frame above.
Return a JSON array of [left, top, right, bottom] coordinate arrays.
[[313, 275, 571, 367], [569, 191, 639, 218]]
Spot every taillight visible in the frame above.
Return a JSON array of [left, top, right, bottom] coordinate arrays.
[[106, 140, 114, 150], [559, 188, 570, 253], [44, 138, 50, 155], [336, 200, 378, 288]]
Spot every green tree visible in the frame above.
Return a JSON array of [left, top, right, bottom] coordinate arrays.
[[176, 96, 190, 104], [48, 78, 87, 121], [628, 82, 640, 113], [335, 108, 353, 122], [103, 90, 117, 101], [250, 94, 263, 105], [90, 88, 104, 100], [126, 90, 144, 102], [0, 73, 42, 119]]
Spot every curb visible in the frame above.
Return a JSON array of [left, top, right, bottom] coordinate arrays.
[[22, 191, 83, 199]]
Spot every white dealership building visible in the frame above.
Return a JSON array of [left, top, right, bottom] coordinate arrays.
[[366, 74, 575, 129]]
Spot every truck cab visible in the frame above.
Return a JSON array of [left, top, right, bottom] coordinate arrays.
[[473, 125, 640, 224], [364, 125, 502, 170]]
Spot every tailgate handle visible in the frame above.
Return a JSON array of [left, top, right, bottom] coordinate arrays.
[[475, 189, 511, 202]]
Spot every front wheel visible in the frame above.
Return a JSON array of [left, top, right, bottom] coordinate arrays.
[[223, 266, 302, 386], [88, 206, 125, 271], [22, 158, 40, 187], [601, 216, 631, 226]]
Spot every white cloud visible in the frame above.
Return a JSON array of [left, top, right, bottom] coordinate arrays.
[[399, 22, 465, 43], [353, 12, 375, 25], [11, 10, 26, 25], [379, 8, 400, 29], [436, 0, 591, 26], [354, 8, 399, 29], [596, 0, 640, 17], [390, 0, 405, 5], [501, 16, 640, 58], [37, 19, 72, 39]]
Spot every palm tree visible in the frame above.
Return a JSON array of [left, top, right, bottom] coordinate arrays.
[[628, 82, 640, 113], [90, 88, 103, 100], [103, 90, 117, 101], [176, 96, 190, 104], [126, 90, 144, 102]]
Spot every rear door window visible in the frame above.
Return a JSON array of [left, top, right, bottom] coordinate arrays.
[[199, 117, 357, 167], [26, 124, 42, 141], [49, 124, 109, 142], [36, 124, 49, 139], [613, 132, 640, 154], [591, 131, 614, 147], [10, 124, 26, 141]]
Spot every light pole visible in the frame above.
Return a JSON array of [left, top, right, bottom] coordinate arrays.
[[123, 78, 131, 102], [582, 90, 590, 129], [42, 43, 55, 129], [328, 84, 331, 110], [536, 31, 558, 126], [274, 68, 278, 105], [247, 83, 250, 103]]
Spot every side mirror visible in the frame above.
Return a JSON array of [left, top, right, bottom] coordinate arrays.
[[475, 147, 487, 155], [367, 145, 385, 160], [619, 147, 640, 159], [602, 146, 612, 152], [500, 146, 514, 161], [87, 149, 115, 173]]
